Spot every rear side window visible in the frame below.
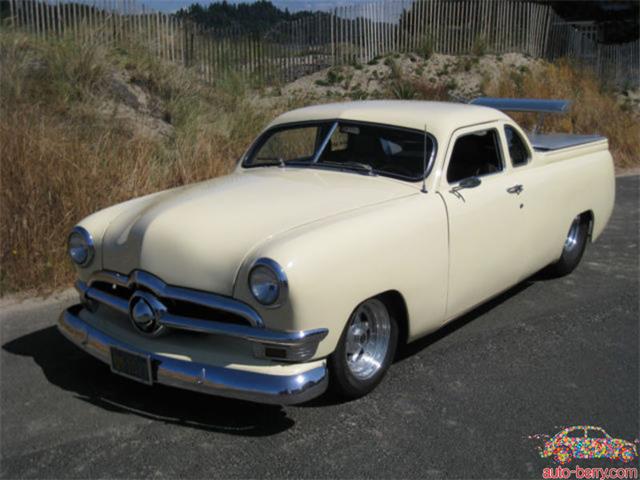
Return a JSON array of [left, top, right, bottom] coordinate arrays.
[[447, 129, 503, 184], [504, 125, 530, 167]]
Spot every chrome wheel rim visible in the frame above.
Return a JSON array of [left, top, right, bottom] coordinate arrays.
[[564, 216, 581, 252], [345, 298, 391, 381]]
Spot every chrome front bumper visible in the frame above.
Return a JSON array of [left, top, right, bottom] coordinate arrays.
[[58, 305, 329, 405]]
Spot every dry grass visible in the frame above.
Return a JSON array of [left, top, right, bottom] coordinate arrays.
[[0, 31, 278, 294], [483, 59, 640, 169], [1, 29, 637, 294]]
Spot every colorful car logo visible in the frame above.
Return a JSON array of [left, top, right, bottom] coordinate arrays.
[[541, 426, 638, 465]]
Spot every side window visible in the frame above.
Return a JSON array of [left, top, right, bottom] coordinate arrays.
[[567, 429, 586, 439], [447, 129, 503, 184], [504, 125, 530, 167], [587, 429, 607, 439]]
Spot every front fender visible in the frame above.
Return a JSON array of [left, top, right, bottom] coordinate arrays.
[[233, 193, 449, 359], [73, 189, 180, 282]]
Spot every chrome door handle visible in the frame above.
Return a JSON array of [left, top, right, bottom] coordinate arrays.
[[507, 184, 524, 195]]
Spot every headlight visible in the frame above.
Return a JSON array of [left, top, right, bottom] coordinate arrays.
[[67, 226, 94, 267], [248, 258, 288, 307]]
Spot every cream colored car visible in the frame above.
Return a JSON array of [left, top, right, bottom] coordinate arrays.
[[59, 99, 615, 404]]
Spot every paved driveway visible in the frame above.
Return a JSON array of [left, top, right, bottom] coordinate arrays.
[[1, 176, 638, 479]]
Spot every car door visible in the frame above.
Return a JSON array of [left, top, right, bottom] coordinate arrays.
[[499, 122, 555, 279], [439, 124, 531, 320]]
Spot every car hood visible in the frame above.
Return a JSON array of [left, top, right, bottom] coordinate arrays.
[[101, 167, 416, 295]]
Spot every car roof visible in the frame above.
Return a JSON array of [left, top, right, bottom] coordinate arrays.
[[268, 100, 510, 140]]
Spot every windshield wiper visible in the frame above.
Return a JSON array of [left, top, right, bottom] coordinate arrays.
[[318, 161, 376, 176]]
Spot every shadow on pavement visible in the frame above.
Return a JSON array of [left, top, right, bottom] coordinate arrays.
[[2, 326, 295, 436], [304, 278, 537, 407], [2, 275, 545, 414], [395, 279, 535, 362]]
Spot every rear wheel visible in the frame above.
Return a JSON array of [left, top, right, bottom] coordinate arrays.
[[546, 215, 589, 277], [329, 297, 398, 399]]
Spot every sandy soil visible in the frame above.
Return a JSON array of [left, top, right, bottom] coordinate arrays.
[[281, 52, 543, 102]]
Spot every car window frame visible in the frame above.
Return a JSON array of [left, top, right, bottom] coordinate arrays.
[[445, 126, 505, 186], [503, 124, 532, 168]]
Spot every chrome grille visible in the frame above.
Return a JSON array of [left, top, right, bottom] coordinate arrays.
[[74, 270, 328, 362], [89, 280, 251, 327]]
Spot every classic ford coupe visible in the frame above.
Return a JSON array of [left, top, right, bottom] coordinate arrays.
[[59, 99, 615, 404]]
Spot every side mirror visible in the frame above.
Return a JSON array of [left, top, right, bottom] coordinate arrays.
[[458, 177, 481, 189], [449, 176, 481, 202]]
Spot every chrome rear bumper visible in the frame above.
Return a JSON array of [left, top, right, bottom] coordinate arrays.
[[58, 305, 328, 405]]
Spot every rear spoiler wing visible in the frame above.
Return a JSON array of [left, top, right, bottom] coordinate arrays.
[[470, 97, 571, 114], [470, 97, 571, 133]]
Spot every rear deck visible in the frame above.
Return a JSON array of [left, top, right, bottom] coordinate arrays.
[[527, 133, 606, 152]]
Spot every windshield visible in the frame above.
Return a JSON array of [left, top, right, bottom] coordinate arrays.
[[243, 121, 436, 182]]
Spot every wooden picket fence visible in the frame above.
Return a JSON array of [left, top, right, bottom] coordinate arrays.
[[5, 0, 639, 87], [546, 20, 640, 88]]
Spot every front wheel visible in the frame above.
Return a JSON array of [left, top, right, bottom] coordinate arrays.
[[546, 215, 589, 278], [328, 297, 398, 400]]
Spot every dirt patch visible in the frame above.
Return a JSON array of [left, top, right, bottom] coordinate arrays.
[[97, 70, 174, 141], [282, 52, 544, 102]]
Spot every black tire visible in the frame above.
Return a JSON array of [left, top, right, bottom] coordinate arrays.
[[546, 215, 589, 278], [328, 297, 398, 400]]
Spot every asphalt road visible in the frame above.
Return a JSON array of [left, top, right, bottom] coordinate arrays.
[[1, 176, 638, 479]]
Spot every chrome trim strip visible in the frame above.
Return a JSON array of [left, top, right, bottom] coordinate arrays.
[[159, 312, 328, 346], [87, 270, 264, 328], [58, 305, 328, 405], [311, 121, 338, 163], [76, 281, 129, 315]]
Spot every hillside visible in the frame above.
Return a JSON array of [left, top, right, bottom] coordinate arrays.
[[175, 1, 324, 33], [0, 29, 638, 294]]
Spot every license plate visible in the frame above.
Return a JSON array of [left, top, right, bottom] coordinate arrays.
[[110, 347, 153, 385]]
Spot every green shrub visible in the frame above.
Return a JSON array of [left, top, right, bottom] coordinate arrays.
[[389, 79, 417, 99], [418, 35, 434, 60], [472, 35, 488, 57]]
